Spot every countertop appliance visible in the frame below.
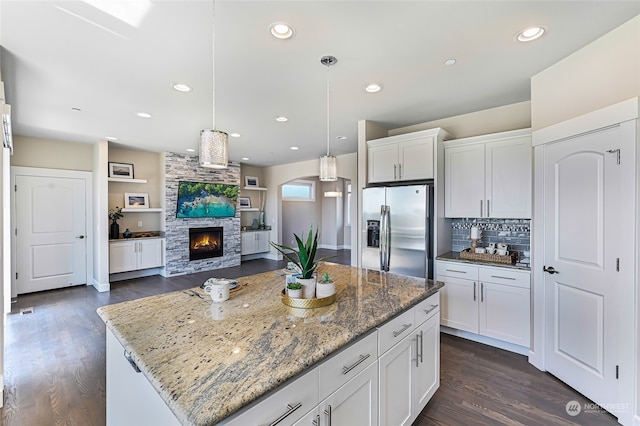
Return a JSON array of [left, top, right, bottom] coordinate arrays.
[[362, 183, 433, 279]]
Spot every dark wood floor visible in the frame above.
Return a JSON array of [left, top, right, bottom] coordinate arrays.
[[1, 248, 617, 425]]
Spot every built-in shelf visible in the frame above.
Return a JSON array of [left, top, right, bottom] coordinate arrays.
[[243, 186, 267, 191], [122, 208, 163, 213], [240, 208, 259, 212], [108, 177, 148, 184]]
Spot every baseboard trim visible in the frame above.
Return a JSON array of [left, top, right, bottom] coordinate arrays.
[[440, 326, 529, 356], [109, 268, 163, 282], [92, 278, 110, 292]]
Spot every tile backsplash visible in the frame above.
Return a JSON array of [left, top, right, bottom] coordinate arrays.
[[451, 218, 530, 264]]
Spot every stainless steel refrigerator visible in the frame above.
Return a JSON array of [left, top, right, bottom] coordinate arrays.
[[362, 184, 433, 279]]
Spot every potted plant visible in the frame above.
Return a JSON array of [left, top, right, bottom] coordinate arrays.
[[286, 281, 303, 298], [316, 271, 335, 298], [109, 206, 123, 239], [270, 226, 333, 299]]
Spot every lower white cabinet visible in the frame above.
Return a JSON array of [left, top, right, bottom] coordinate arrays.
[[241, 231, 270, 255], [437, 260, 530, 347], [378, 293, 440, 426], [109, 238, 164, 274], [106, 329, 180, 426]]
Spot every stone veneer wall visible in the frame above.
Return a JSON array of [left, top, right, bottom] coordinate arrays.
[[451, 218, 531, 265], [164, 152, 241, 276]]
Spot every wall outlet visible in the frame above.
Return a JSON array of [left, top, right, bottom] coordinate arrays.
[[138, 221, 143, 228]]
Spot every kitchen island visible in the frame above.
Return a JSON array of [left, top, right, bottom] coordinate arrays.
[[97, 262, 443, 425]]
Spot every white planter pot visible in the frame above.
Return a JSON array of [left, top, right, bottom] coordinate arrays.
[[286, 288, 303, 298], [296, 276, 317, 299], [316, 282, 335, 298]]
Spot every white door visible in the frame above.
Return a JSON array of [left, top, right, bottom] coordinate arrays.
[[543, 124, 630, 412], [320, 361, 378, 426], [15, 174, 87, 293], [378, 334, 413, 426]]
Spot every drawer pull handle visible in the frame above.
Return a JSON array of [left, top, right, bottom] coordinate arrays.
[[312, 414, 320, 426], [123, 350, 141, 373], [393, 323, 412, 337], [324, 404, 332, 426], [445, 269, 467, 274], [424, 304, 439, 315], [490, 275, 516, 280], [342, 353, 371, 375], [268, 402, 302, 426]]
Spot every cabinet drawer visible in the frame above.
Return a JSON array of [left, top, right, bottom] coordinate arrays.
[[378, 308, 415, 355], [319, 331, 377, 400], [436, 261, 478, 280], [220, 367, 319, 426], [414, 292, 440, 326], [479, 267, 530, 289]]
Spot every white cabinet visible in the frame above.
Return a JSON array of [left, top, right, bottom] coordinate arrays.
[[319, 361, 379, 426], [378, 293, 440, 426], [437, 260, 530, 347], [109, 238, 164, 274], [106, 329, 180, 426], [241, 231, 270, 255], [367, 128, 450, 184], [444, 128, 532, 218]]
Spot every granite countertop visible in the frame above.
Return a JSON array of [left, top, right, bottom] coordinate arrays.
[[437, 251, 531, 271], [97, 263, 442, 425], [108, 231, 165, 242]]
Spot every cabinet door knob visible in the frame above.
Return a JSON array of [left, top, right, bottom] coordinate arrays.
[[76, 235, 85, 239]]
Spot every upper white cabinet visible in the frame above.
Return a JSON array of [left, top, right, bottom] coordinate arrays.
[[444, 129, 531, 218], [367, 128, 450, 184]]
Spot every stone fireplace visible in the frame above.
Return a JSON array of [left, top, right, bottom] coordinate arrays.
[[189, 227, 223, 261], [163, 152, 241, 276]]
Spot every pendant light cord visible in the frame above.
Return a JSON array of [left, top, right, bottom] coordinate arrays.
[[326, 63, 330, 156], [212, 0, 216, 129]]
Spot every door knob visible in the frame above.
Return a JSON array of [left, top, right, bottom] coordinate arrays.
[[543, 265, 558, 274], [76, 235, 85, 239]]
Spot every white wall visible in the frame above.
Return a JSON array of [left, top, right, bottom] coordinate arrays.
[[531, 15, 640, 131]]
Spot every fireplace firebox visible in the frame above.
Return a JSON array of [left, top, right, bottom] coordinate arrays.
[[189, 227, 223, 261]]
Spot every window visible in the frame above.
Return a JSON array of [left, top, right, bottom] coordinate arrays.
[[282, 180, 316, 201]]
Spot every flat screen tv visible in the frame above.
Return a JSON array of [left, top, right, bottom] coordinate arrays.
[[176, 181, 238, 218]]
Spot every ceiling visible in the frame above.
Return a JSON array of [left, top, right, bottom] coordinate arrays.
[[1, 1, 638, 167]]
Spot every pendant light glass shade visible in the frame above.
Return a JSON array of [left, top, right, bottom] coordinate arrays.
[[320, 155, 337, 181], [199, 129, 228, 168]]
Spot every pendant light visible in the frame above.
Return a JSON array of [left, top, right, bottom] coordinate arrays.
[[199, 0, 228, 169], [319, 55, 337, 181]]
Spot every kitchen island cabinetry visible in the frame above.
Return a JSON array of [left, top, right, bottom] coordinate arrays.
[[444, 128, 532, 218], [436, 259, 530, 350], [108, 237, 164, 274], [98, 264, 442, 425], [379, 293, 440, 426], [367, 128, 450, 184]]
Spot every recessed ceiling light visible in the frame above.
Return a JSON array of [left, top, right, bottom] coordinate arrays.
[[229, 133, 241, 138], [105, 136, 118, 141], [365, 83, 382, 93], [172, 83, 192, 92], [290, 146, 299, 150], [269, 22, 295, 40], [241, 157, 249, 161], [276, 116, 288, 122], [186, 148, 195, 152], [515, 25, 547, 42], [444, 59, 457, 66], [136, 112, 152, 118], [336, 136, 347, 140]]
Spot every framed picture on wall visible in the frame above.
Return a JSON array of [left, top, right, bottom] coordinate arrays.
[[245, 176, 259, 187], [124, 193, 149, 209], [239, 197, 251, 208], [108, 162, 134, 179]]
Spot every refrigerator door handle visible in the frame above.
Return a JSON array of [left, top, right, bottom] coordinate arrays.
[[379, 205, 386, 271], [385, 206, 391, 271]]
